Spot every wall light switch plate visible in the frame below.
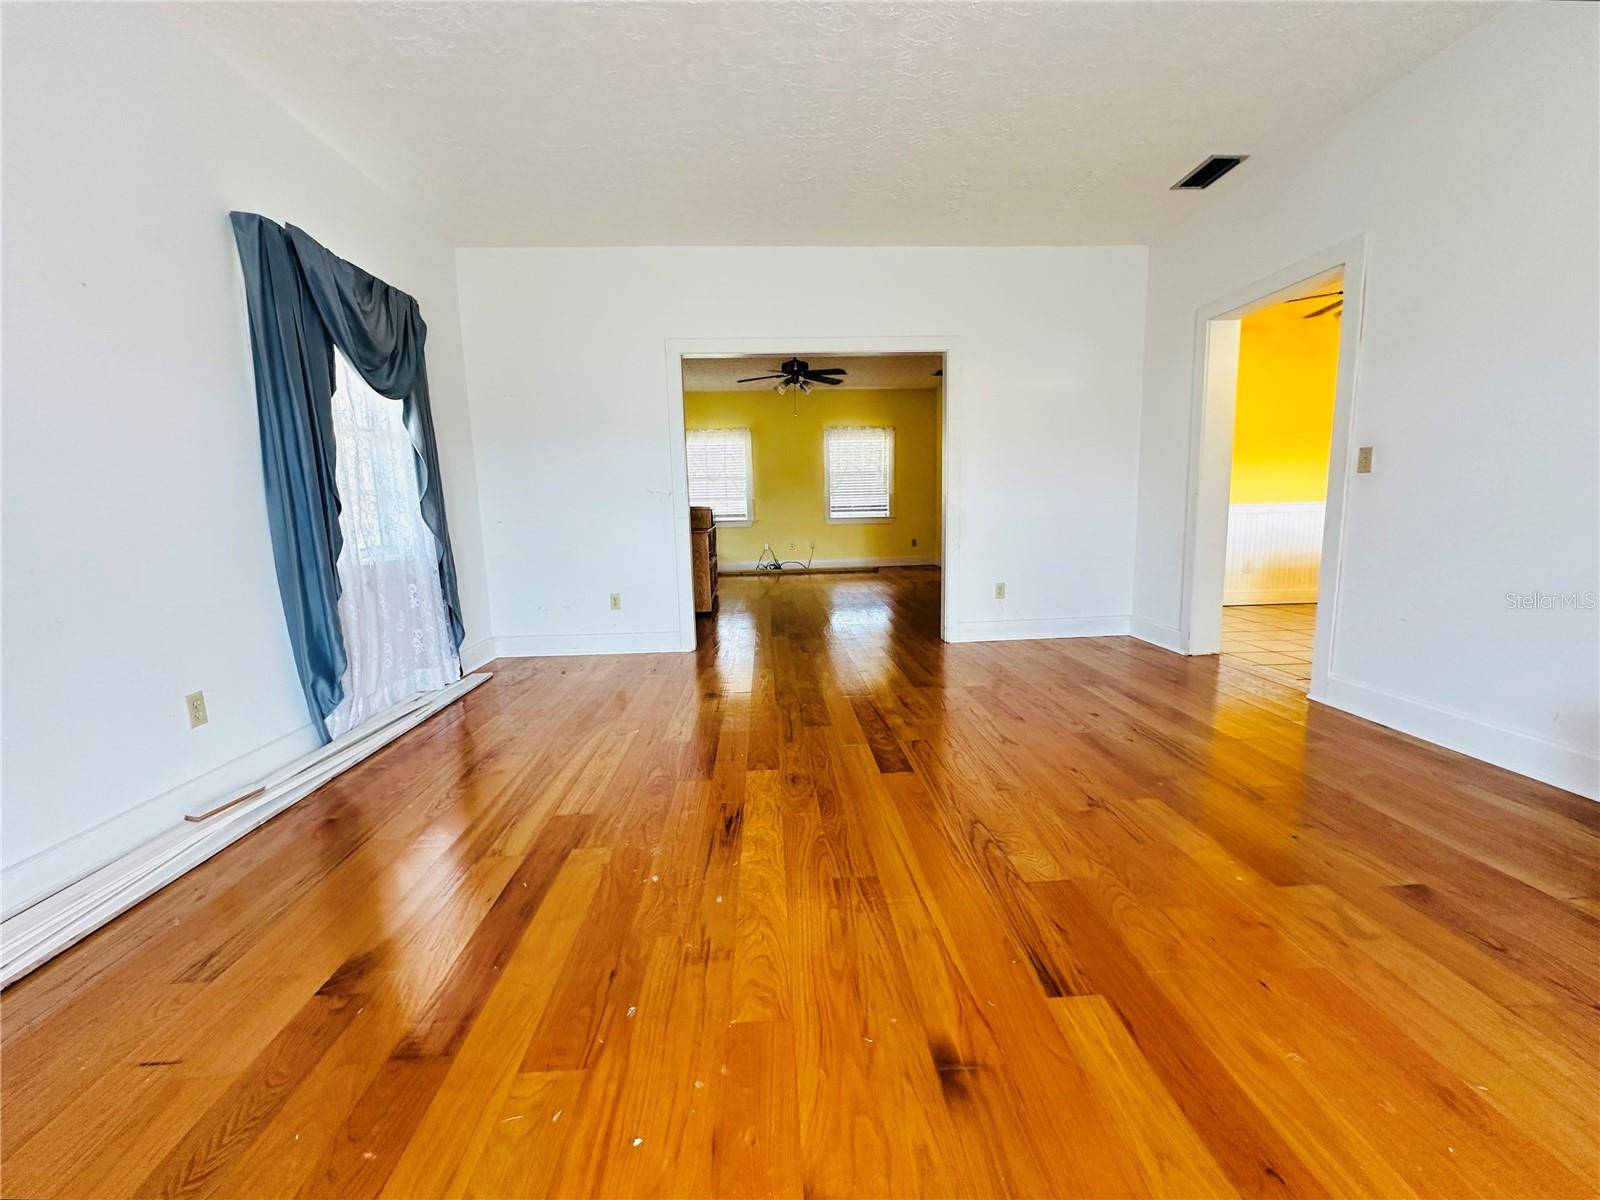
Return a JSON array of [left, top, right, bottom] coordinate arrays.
[[609, 593, 622, 610], [1356, 446, 1374, 474], [911, 537, 918, 547], [995, 582, 1006, 600], [186, 690, 208, 728]]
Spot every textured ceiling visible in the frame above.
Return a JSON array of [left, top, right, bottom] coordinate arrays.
[[178, 1, 1495, 246], [683, 354, 943, 392]]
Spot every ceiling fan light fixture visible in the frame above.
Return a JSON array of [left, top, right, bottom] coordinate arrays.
[[735, 357, 850, 395]]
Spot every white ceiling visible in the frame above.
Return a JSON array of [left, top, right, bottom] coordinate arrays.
[[179, 2, 1494, 246], [683, 353, 943, 392]]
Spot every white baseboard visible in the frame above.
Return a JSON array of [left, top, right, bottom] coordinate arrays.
[[492, 629, 686, 658], [0, 674, 491, 986], [1130, 616, 1187, 653], [721, 555, 938, 572], [954, 614, 1131, 643], [1224, 588, 1319, 605], [1318, 674, 1598, 800], [1, 722, 322, 920], [458, 636, 498, 672]]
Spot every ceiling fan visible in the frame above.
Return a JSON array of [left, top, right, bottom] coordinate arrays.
[[1286, 289, 1344, 319], [737, 358, 847, 392]]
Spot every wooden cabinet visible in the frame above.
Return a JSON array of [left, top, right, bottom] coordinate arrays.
[[690, 506, 718, 614]]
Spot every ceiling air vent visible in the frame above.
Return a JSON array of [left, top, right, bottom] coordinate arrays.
[[1171, 155, 1249, 190]]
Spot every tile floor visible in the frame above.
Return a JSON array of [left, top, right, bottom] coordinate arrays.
[[1219, 603, 1316, 688]]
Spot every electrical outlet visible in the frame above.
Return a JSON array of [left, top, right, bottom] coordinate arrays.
[[1356, 446, 1374, 474], [610, 593, 622, 610], [911, 537, 918, 547], [185, 690, 208, 728], [994, 582, 1006, 600]]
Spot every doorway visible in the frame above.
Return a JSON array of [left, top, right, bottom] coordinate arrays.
[[1217, 283, 1342, 689], [664, 339, 956, 650], [1179, 237, 1366, 700], [675, 351, 946, 646]]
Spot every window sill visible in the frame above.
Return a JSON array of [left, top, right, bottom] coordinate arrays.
[[826, 514, 894, 525], [709, 517, 753, 527]]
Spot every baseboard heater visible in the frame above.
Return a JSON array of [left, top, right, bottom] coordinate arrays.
[[0, 673, 490, 987]]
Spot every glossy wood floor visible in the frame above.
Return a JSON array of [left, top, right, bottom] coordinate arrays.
[[4, 568, 1597, 1199]]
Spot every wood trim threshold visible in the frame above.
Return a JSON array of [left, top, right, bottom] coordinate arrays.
[[183, 786, 267, 823]]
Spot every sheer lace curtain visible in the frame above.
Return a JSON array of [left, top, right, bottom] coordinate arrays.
[[325, 349, 460, 739]]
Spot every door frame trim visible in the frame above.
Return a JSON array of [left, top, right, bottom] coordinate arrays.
[[663, 336, 958, 648], [1177, 234, 1368, 700]]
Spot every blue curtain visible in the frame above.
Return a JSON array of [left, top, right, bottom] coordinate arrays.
[[230, 212, 465, 741]]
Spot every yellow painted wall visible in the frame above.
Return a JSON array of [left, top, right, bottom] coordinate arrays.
[[1231, 299, 1341, 503], [684, 388, 940, 565]]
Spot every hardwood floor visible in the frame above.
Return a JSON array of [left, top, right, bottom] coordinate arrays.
[[3, 567, 1596, 1198]]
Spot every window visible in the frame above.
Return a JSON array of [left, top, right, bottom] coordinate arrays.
[[686, 427, 752, 523], [825, 425, 894, 520], [326, 349, 460, 738]]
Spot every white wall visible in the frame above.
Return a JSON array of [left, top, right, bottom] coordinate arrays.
[[9, 2, 1589, 929], [1132, 5, 1599, 795], [1, 5, 493, 908], [455, 247, 1148, 654]]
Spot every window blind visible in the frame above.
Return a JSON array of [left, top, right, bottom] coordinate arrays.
[[825, 425, 894, 519], [686, 428, 752, 522]]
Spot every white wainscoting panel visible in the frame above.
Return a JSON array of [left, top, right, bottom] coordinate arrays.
[[1224, 502, 1324, 605]]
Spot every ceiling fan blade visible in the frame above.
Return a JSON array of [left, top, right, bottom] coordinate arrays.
[[804, 374, 844, 385], [808, 368, 847, 376], [932, 369, 943, 377], [1285, 290, 1344, 304], [736, 374, 786, 382], [1302, 300, 1343, 319]]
